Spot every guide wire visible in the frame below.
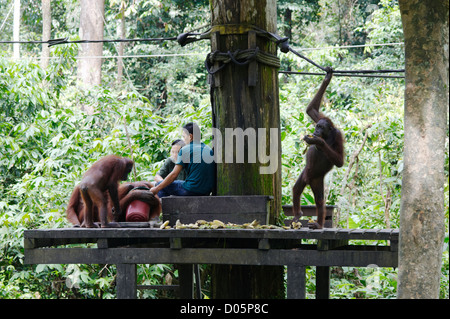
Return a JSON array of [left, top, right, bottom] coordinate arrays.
[[0, 26, 404, 78]]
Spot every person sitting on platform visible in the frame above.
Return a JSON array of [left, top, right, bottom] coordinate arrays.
[[154, 139, 186, 183], [150, 122, 214, 198]]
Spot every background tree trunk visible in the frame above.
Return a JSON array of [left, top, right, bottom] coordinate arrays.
[[209, 0, 284, 299], [397, 0, 449, 299], [13, 0, 20, 59], [41, 0, 51, 69], [116, 1, 126, 85], [77, 0, 105, 88]]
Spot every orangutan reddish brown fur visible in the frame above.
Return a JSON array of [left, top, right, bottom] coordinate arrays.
[[66, 155, 133, 228], [66, 179, 161, 227], [292, 69, 344, 229]]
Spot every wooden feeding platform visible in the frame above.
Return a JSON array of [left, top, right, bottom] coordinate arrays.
[[23, 196, 399, 299]]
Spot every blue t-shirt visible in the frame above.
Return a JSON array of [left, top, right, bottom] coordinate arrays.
[[176, 142, 215, 195]]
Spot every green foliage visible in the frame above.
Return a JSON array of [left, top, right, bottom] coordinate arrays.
[[0, 56, 51, 121]]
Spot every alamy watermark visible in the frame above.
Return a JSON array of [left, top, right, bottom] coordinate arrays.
[[179, 127, 279, 175]]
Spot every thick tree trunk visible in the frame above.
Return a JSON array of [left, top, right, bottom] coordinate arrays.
[[397, 0, 449, 299], [209, 0, 284, 299], [41, 0, 51, 69], [77, 0, 105, 88]]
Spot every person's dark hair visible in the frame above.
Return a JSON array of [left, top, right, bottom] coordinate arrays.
[[171, 139, 186, 147], [183, 122, 201, 141]]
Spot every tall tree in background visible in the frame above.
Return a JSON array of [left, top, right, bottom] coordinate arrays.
[[41, 0, 51, 69], [116, 0, 126, 85], [398, 0, 449, 299], [13, 0, 20, 59], [77, 0, 105, 89]]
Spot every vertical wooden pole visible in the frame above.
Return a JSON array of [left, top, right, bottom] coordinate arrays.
[[209, 0, 284, 299], [210, 0, 281, 223], [116, 264, 137, 299], [287, 265, 306, 299], [178, 264, 194, 299], [316, 266, 330, 299]]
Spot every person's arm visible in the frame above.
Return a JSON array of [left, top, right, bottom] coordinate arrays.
[[150, 164, 182, 194]]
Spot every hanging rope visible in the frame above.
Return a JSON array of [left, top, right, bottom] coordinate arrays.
[[203, 24, 404, 78], [264, 34, 404, 77], [287, 46, 328, 71], [0, 24, 404, 79], [0, 28, 211, 47], [205, 48, 280, 74], [0, 37, 178, 46], [280, 70, 404, 79]]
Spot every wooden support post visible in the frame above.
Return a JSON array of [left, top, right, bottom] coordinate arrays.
[[210, 31, 221, 87], [210, 0, 283, 299], [316, 266, 330, 299], [390, 239, 398, 252], [287, 265, 306, 299], [178, 264, 194, 299], [97, 239, 108, 249], [258, 238, 270, 250], [316, 239, 331, 299], [116, 264, 137, 299], [211, 0, 281, 224], [194, 264, 202, 299], [248, 31, 257, 86], [170, 237, 182, 249]]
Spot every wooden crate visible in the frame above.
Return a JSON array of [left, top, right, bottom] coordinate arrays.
[[282, 204, 336, 228], [162, 195, 272, 226]]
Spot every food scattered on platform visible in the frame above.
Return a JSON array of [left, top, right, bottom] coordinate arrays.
[[160, 219, 306, 230]]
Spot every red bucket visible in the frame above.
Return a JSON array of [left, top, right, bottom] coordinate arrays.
[[126, 200, 150, 222]]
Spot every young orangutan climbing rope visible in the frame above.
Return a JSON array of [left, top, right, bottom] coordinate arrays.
[[292, 68, 344, 229]]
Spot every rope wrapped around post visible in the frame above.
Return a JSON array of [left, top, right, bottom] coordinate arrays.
[[205, 47, 280, 74]]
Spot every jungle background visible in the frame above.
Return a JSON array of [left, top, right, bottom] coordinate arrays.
[[0, 0, 448, 299]]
